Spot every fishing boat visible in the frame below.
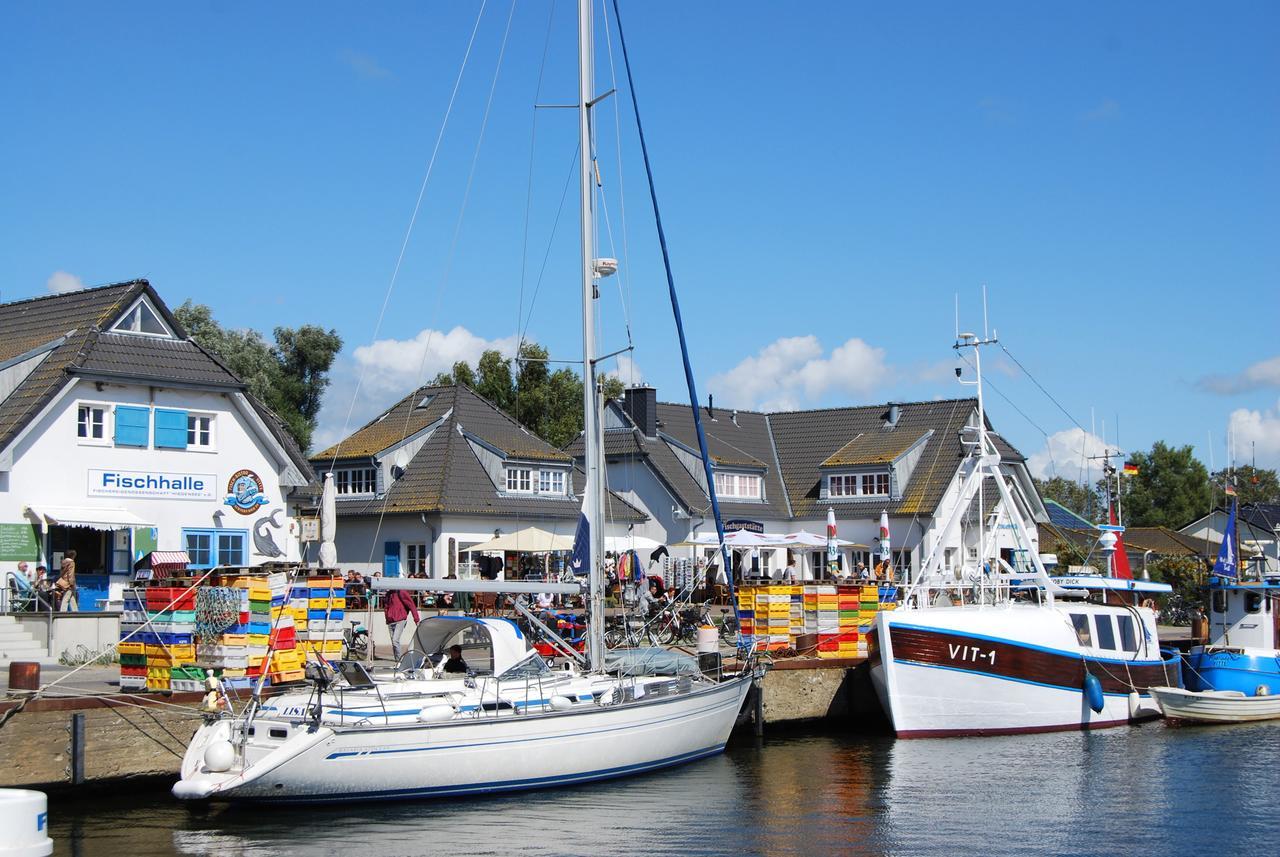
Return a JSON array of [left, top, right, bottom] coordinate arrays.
[[1147, 497, 1280, 724], [172, 0, 754, 802], [869, 330, 1181, 737]]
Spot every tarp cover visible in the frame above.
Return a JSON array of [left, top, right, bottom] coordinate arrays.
[[604, 647, 700, 676]]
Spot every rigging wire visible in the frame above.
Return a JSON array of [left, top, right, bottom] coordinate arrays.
[[600, 0, 637, 387], [1000, 343, 1089, 435], [325, 0, 491, 476]]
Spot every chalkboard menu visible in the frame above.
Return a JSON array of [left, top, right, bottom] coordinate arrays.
[[0, 522, 40, 561]]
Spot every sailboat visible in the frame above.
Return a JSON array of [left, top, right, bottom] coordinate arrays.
[[869, 330, 1181, 737], [172, 0, 754, 802], [1148, 496, 1280, 723]]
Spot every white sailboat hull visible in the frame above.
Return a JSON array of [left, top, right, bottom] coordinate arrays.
[[1149, 686, 1280, 724], [175, 674, 751, 803]]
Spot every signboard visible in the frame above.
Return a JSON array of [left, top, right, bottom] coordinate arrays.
[[724, 519, 764, 533], [88, 469, 217, 501], [301, 519, 319, 542], [0, 522, 40, 561]]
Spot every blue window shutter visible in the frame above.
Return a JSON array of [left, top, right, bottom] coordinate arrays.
[[154, 408, 188, 449], [114, 406, 150, 447], [384, 541, 401, 577]]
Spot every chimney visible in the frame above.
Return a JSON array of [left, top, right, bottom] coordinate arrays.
[[708, 393, 716, 420], [623, 385, 658, 437], [885, 402, 901, 429]]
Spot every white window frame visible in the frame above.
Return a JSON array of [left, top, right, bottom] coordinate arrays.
[[406, 543, 429, 576], [505, 467, 533, 494], [336, 466, 378, 496], [186, 413, 216, 451], [110, 296, 172, 338], [76, 403, 109, 445], [713, 471, 763, 500], [538, 469, 566, 496], [828, 470, 890, 499]]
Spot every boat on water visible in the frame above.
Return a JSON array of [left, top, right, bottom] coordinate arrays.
[[172, 0, 754, 803], [869, 330, 1181, 738], [1148, 497, 1280, 724]]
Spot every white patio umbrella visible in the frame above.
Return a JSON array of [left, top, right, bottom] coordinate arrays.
[[318, 472, 337, 569]]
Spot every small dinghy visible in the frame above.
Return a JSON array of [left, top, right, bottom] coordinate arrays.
[[1148, 685, 1280, 724]]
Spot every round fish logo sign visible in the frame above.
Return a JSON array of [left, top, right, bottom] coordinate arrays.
[[224, 469, 268, 515]]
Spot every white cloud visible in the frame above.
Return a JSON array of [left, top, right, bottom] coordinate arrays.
[[604, 354, 644, 386], [46, 270, 84, 293], [311, 326, 518, 452], [1026, 427, 1110, 480], [1199, 356, 1280, 395], [707, 335, 890, 411], [1227, 398, 1280, 469]]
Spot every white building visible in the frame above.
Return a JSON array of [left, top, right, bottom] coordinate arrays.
[[0, 280, 315, 610]]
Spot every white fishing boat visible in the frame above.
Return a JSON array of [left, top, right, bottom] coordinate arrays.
[[1148, 685, 1280, 724], [869, 329, 1180, 737], [172, 0, 754, 803]]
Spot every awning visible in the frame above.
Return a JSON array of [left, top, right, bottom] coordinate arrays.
[[464, 526, 576, 553], [24, 505, 156, 531], [141, 551, 191, 567]]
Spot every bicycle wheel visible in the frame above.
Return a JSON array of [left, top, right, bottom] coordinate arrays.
[[604, 628, 624, 648]]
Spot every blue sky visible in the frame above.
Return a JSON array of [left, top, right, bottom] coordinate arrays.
[[3, 1, 1278, 476]]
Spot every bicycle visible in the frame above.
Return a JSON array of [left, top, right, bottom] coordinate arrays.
[[342, 619, 369, 660]]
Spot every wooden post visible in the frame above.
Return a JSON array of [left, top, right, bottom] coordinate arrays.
[[69, 712, 85, 785]]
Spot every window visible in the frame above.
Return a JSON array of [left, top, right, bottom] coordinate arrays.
[[183, 529, 247, 569], [1245, 592, 1263, 614], [714, 471, 763, 500], [336, 467, 378, 495], [1070, 614, 1092, 646], [114, 405, 150, 447], [154, 408, 188, 449], [406, 543, 428, 576], [538, 470, 566, 495], [506, 467, 532, 493], [828, 470, 889, 498], [1211, 590, 1227, 615], [187, 414, 213, 449], [77, 405, 106, 442], [1094, 614, 1117, 650], [111, 299, 168, 336], [1117, 614, 1138, 652]]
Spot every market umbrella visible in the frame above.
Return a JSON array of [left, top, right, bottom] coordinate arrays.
[[466, 527, 576, 553], [878, 510, 891, 575], [826, 507, 838, 578], [318, 472, 337, 569]]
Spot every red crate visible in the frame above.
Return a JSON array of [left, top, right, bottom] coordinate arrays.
[[146, 587, 196, 610], [268, 625, 297, 648]]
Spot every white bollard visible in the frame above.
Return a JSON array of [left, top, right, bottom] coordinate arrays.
[[0, 789, 53, 857], [696, 625, 719, 654]]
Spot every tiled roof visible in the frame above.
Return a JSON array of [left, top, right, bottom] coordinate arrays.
[[1038, 522, 1218, 559], [0, 280, 157, 363], [821, 428, 932, 467], [318, 384, 643, 522], [1044, 499, 1096, 529], [74, 331, 243, 387]]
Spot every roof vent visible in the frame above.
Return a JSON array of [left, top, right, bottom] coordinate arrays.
[[884, 403, 901, 430], [731, 409, 738, 426]]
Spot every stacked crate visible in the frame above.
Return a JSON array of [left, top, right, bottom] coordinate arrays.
[[298, 575, 346, 664], [143, 586, 197, 691], [814, 586, 842, 657], [117, 588, 148, 691], [735, 589, 757, 649], [787, 586, 804, 640], [195, 586, 251, 690], [761, 590, 791, 650]]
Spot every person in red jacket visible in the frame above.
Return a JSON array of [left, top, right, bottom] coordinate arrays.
[[384, 587, 421, 661]]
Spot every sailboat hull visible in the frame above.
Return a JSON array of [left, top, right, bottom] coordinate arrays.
[[175, 674, 751, 803], [870, 607, 1179, 737]]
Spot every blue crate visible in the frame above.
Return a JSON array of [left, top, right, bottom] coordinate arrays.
[[307, 608, 345, 621], [223, 622, 249, 635], [248, 622, 270, 636]]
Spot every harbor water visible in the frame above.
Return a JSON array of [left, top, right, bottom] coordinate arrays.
[[48, 721, 1279, 856]]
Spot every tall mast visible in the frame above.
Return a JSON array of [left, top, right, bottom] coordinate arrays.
[[578, 0, 606, 670]]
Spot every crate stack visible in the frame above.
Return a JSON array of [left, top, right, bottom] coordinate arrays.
[[143, 586, 197, 691], [194, 586, 251, 690], [735, 589, 757, 650], [814, 586, 842, 658], [117, 588, 148, 691], [787, 585, 804, 640], [297, 574, 346, 664], [760, 589, 791, 650]]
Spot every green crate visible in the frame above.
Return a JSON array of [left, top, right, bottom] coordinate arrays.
[[170, 665, 205, 681], [120, 653, 147, 666]]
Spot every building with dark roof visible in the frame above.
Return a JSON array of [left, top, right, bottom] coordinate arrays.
[[309, 383, 647, 577], [0, 280, 315, 615], [568, 388, 1047, 579], [1180, 502, 1280, 575]]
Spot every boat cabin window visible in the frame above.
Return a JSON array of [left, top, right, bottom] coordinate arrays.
[[1116, 614, 1138, 652], [1245, 592, 1263, 614], [1094, 615, 1117, 650], [1211, 590, 1227, 615], [447, 626, 495, 675], [1070, 614, 1092, 646], [498, 654, 550, 681]]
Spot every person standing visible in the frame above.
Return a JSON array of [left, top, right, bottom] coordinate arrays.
[[383, 586, 420, 661], [56, 550, 77, 611]]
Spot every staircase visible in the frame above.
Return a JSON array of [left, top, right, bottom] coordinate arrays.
[[0, 614, 53, 664]]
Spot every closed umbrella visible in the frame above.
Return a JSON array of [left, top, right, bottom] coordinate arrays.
[[878, 510, 891, 580], [826, 507, 838, 579], [318, 472, 337, 569]]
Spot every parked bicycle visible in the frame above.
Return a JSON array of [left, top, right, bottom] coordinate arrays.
[[342, 619, 369, 660]]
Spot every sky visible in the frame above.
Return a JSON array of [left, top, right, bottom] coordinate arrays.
[[3, 1, 1278, 480]]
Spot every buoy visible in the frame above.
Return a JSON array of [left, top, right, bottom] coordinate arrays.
[[1083, 672, 1105, 714], [417, 705, 455, 723], [548, 695, 574, 711], [0, 788, 53, 857], [696, 625, 719, 655], [1255, 684, 1271, 698], [204, 741, 235, 773]]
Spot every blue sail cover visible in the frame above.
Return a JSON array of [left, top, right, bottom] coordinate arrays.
[[570, 489, 590, 577], [1212, 500, 1238, 579]]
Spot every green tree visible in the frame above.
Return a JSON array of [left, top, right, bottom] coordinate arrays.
[[475, 350, 515, 413], [1210, 465, 1280, 505], [1119, 441, 1212, 529], [174, 301, 342, 452], [1034, 476, 1104, 523]]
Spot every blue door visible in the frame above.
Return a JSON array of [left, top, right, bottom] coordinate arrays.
[[383, 541, 401, 577]]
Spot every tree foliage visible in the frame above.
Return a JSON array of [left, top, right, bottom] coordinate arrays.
[[174, 301, 342, 452], [1119, 441, 1212, 529], [1034, 476, 1104, 524], [1210, 465, 1280, 505], [433, 341, 625, 448]]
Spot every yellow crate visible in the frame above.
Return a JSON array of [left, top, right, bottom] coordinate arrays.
[[219, 668, 247, 678], [247, 633, 269, 647], [146, 666, 172, 680], [145, 675, 171, 690], [145, 643, 196, 660], [117, 642, 144, 656], [221, 633, 248, 646], [269, 668, 306, 684]]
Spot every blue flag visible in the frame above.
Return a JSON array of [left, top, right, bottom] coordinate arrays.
[[570, 489, 590, 577], [1212, 499, 1238, 579]]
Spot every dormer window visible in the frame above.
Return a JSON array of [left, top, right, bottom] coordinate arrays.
[[713, 471, 762, 500], [504, 466, 568, 496], [829, 471, 890, 498], [112, 298, 170, 337], [506, 467, 533, 493], [336, 467, 378, 496]]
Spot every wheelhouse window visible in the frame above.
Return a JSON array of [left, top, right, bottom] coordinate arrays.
[[187, 414, 214, 449], [1069, 614, 1092, 646], [1116, 614, 1138, 652], [828, 470, 890, 498], [714, 471, 762, 500], [505, 467, 532, 493], [336, 467, 378, 496], [1245, 592, 1263, 614], [77, 405, 106, 442], [1094, 614, 1117, 650]]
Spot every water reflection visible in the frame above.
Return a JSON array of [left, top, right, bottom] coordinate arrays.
[[51, 723, 1280, 857]]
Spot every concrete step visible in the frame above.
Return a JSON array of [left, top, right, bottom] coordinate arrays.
[[0, 615, 18, 626], [0, 640, 44, 654]]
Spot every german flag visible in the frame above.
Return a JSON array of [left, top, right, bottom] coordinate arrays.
[[1122, 462, 1139, 477]]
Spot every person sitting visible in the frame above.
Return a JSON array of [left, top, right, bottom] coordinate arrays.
[[442, 644, 468, 674]]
